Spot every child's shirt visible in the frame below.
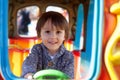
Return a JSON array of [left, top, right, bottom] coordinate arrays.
[[21, 43, 74, 78]]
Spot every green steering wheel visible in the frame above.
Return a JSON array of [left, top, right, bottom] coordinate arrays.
[[33, 69, 69, 80]]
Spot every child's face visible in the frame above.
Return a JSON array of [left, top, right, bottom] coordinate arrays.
[[40, 20, 65, 54]]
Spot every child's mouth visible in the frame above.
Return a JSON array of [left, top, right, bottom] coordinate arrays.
[[48, 42, 57, 45]]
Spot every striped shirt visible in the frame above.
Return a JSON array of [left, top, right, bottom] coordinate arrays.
[[21, 43, 74, 78]]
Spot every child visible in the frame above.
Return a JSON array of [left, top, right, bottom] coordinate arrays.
[[21, 11, 74, 79]]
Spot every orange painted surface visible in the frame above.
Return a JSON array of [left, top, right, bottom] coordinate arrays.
[[72, 50, 80, 79], [9, 48, 29, 77], [8, 38, 41, 77], [98, 0, 119, 80], [0, 73, 4, 80]]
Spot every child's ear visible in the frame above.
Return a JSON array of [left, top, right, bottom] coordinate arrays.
[[64, 36, 66, 40], [39, 36, 41, 39], [38, 34, 41, 38], [37, 34, 41, 39]]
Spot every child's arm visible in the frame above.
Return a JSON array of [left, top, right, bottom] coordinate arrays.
[[21, 45, 40, 78], [62, 52, 74, 79]]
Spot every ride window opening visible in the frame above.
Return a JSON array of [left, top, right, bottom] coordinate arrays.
[[17, 6, 40, 37]]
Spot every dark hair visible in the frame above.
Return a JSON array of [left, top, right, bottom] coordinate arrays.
[[36, 11, 70, 40]]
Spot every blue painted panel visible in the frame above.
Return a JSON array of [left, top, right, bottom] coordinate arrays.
[[0, 0, 24, 80], [73, 0, 104, 79]]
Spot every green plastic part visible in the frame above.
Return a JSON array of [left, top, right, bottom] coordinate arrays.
[[33, 69, 70, 80]]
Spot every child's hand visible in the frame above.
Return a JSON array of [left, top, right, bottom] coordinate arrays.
[[24, 73, 34, 80]]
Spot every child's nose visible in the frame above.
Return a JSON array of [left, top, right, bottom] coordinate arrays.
[[50, 32, 57, 38]]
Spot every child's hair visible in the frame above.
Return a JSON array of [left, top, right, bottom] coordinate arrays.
[[36, 11, 70, 40]]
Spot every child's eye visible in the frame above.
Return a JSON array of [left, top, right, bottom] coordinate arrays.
[[45, 31, 50, 33], [56, 31, 61, 34]]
